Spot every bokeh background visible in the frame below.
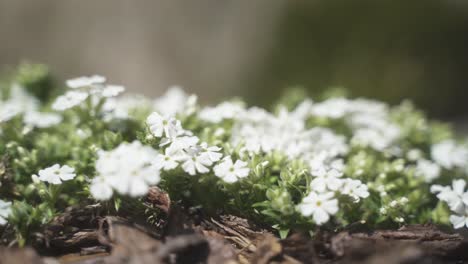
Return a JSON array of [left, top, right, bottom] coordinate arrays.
[[1, 0, 468, 123]]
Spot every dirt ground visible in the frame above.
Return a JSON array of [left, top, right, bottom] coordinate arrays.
[[1, 187, 467, 264]]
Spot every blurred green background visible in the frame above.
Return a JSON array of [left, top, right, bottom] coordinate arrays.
[[1, 0, 468, 120]]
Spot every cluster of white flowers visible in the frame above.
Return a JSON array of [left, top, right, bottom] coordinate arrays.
[[197, 97, 373, 225], [146, 111, 250, 182], [32, 164, 76, 185], [91, 141, 160, 200], [52, 75, 125, 111], [310, 98, 401, 151], [431, 179, 468, 229]]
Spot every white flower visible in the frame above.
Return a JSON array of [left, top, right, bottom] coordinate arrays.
[[52, 91, 89, 111], [146, 112, 182, 138], [449, 205, 468, 229], [200, 142, 223, 162], [101, 85, 125, 97], [66, 75, 106, 89], [0, 102, 22, 122], [91, 141, 161, 200], [341, 179, 369, 202], [23, 111, 62, 128], [1, 84, 39, 122], [431, 140, 468, 169], [89, 176, 114, 201], [213, 156, 250, 183], [431, 179, 467, 211], [414, 159, 440, 182], [34, 164, 76, 184], [153, 145, 182, 171], [310, 168, 343, 192], [297, 192, 338, 225], [0, 200, 12, 226], [180, 148, 213, 176], [153, 86, 197, 117]]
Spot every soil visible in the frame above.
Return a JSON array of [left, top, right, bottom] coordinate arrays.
[[1, 187, 467, 264]]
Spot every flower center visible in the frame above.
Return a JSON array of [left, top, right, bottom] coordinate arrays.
[[229, 167, 235, 172], [316, 201, 322, 207]]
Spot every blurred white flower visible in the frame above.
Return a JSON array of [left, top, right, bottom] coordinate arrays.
[[102, 85, 125, 97], [52, 91, 89, 111], [310, 168, 343, 192], [297, 192, 338, 225], [199, 101, 245, 123], [341, 179, 369, 202], [431, 140, 468, 169], [0, 200, 12, 226], [89, 176, 114, 201], [23, 111, 62, 128], [34, 164, 76, 185], [146, 112, 182, 138], [431, 179, 467, 211], [66, 75, 106, 89], [414, 159, 440, 182], [213, 156, 250, 183], [91, 141, 160, 200], [449, 205, 468, 229], [153, 86, 197, 117]]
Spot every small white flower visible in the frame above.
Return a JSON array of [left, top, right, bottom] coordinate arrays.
[[66, 75, 106, 89], [153, 145, 182, 171], [297, 192, 338, 225], [33, 164, 76, 185], [213, 156, 250, 183], [341, 179, 369, 202], [389, 200, 398, 208], [379, 207, 387, 215], [52, 91, 89, 111], [449, 205, 468, 229], [146, 112, 182, 138], [310, 168, 343, 192], [180, 148, 213, 176], [0, 200, 12, 226], [200, 142, 223, 163]]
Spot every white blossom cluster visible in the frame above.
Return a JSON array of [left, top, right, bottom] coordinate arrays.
[[198, 99, 373, 225], [146, 112, 249, 182], [3, 72, 468, 231]]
